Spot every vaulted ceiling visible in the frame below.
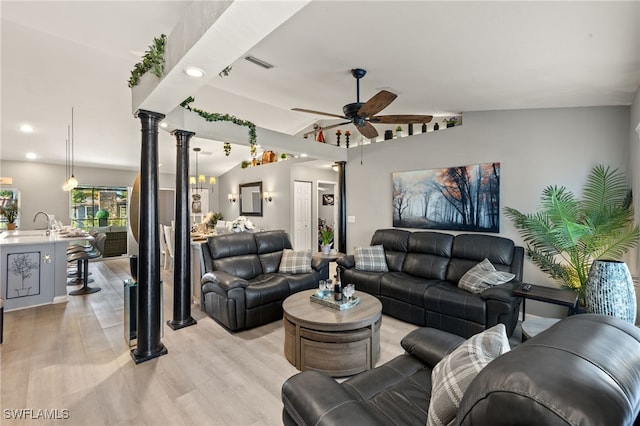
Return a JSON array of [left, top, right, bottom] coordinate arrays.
[[2, 1, 639, 177]]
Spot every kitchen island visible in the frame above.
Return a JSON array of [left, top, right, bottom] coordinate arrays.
[[0, 230, 90, 311]]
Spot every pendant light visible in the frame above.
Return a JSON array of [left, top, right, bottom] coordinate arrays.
[[190, 147, 216, 192], [67, 107, 78, 189], [62, 125, 71, 191]]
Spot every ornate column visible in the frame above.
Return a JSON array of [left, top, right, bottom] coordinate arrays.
[[131, 109, 168, 364], [168, 130, 197, 330], [337, 161, 347, 254]]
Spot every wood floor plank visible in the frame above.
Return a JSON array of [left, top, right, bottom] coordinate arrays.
[[0, 257, 416, 425]]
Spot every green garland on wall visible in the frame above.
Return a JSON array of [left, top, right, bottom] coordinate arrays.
[[180, 97, 257, 157], [127, 34, 167, 88]]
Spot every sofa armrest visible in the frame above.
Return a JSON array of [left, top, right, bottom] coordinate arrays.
[[282, 371, 384, 426], [336, 255, 355, 269], [311, 255, 330, 272], [201, 271, 249, 292], [480, 280, 520, 303], [400, 328, 465, 367]]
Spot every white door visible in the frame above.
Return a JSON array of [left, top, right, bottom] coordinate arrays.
[[294, 181, 312, 250]]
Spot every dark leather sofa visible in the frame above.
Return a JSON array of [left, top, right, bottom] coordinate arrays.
[[199, 230, 329, 331], [337, 229, 524, 338], [282, 314, 640, 426]]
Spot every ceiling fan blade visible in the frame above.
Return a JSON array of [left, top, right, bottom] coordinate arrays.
[[292, 108, 348, 119], [356, 122, 378, 139], [357, 90, 397, 118], [302, 121, 351, 138], [371, 114, 433, 124]]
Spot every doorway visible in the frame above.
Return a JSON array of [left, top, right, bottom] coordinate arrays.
[[293, 181, 312, 250], [317, 180, 337, 251]]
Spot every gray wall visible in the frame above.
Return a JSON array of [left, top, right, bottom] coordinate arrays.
[[215, 157, 337, 246], [0, 161, 176, 230], [344, 105, 632, 316]]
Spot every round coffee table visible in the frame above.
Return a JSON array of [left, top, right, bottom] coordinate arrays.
[[283, 289, 382, 377]]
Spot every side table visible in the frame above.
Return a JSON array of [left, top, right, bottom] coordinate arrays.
[[513, 283, 579, 322]]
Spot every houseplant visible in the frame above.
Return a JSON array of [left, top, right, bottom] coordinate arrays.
[[95, 209, 110, 227], [395, 125, 403, 138], [320, 224, 334, 254], [504, 164, 639, 304], [443, 117, 458, 128], [1, 201, 19, 230]]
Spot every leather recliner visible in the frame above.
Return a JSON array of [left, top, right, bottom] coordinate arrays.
[[337, 229, 524, 337], [199, 230, 329, 331], [282, 314, 640, 426]]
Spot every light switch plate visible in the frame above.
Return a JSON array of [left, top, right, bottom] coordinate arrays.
[[348, 216, 355, 223]]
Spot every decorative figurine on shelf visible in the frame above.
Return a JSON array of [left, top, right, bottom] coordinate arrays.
[[345, 130, 351, 148], [422, 123, 427, 133], [434, 122, 440, 131], [336, 129, 341, 147], [408, 123, 414, 135]]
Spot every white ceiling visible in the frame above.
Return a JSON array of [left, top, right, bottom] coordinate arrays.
[[2, 1, 639, 178]]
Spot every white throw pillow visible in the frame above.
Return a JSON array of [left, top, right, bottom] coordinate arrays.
[[426, 324, 510, 426], [354, 245, 388, 272], [279, 249, 312, 274], [458, 258, 515, 293]]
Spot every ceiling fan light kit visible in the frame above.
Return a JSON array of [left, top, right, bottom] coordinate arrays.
[[293, 68, 433, 139]]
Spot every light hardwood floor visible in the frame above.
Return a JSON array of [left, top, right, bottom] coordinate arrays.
[[1, 258, 418, 426]]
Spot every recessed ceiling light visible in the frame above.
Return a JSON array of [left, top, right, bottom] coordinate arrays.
[[20, 124, 34, 133], [160, 122, 168, 128], [25, 152, 37, 160], [183, 67, 205, 78], [300, 153, 308, 157]]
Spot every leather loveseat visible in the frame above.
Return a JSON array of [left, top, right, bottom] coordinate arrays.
[[199, 230, 329, 331], [282, 314, 640, 426], [337, 229, 524, 337]]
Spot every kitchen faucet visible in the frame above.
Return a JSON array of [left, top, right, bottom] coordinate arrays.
[[33, 211, 51, 234]]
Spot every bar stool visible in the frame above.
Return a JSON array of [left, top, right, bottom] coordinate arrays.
[[67, 234, 105, 295]]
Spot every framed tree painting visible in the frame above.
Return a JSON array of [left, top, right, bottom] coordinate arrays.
[[392, 162, 500, 232]]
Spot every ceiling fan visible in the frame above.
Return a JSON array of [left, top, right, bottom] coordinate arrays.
[[293, 68, 433, 139]]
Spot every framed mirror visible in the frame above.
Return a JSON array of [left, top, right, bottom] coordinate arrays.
[[239, 181, 263, 217]]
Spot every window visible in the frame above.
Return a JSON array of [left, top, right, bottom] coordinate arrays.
[[70, 186, 128, 229]]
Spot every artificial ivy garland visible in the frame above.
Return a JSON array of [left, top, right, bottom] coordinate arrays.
[[180, 97, 257, 157], [128, 34, 167, 88]]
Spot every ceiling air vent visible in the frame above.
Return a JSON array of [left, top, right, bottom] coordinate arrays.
[[244, 56, 274, 69]]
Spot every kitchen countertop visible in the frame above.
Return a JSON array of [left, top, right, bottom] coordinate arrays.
[[0, 230, 91, 245]]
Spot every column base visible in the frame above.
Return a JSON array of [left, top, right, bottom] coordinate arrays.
[[167, 317, 197, 330], [130, 344, 168, 364]]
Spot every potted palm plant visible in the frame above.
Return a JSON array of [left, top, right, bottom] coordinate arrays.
[[1, 201, 19, 230], [504, 165, 639, 307]]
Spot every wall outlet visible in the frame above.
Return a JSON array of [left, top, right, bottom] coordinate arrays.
[[348, 216, 355, 223]]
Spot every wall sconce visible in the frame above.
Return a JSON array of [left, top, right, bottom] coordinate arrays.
[[228, 193, 236, 203], [264, 192, 272, 202]]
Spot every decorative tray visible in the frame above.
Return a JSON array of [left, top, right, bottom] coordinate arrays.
[[310, 291, 359, 311]]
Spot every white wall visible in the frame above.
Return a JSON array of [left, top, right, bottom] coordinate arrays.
[[345, 106, 631, 315]]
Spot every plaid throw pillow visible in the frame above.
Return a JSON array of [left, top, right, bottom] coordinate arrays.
[[427, 324, 510, 426], [279, 249, 312, 274], [458, 258, 515, 293], [354, 245, 388, 272]]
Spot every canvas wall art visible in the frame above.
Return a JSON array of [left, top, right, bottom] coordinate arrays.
[[392, 162, 500, 232]]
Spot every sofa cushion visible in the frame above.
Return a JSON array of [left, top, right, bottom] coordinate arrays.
[[354, 245, 389, 272], [370, 229, 410, 271], [427, 323, 510, 426], [245, 274, 290, 309], [424, 282, 487, 325], [458, 258, 515, 293], [213, 254, 263, 280], [446, 234, 516, 283], [279, 249, 312, 274], [380, 272, 440, 307]]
